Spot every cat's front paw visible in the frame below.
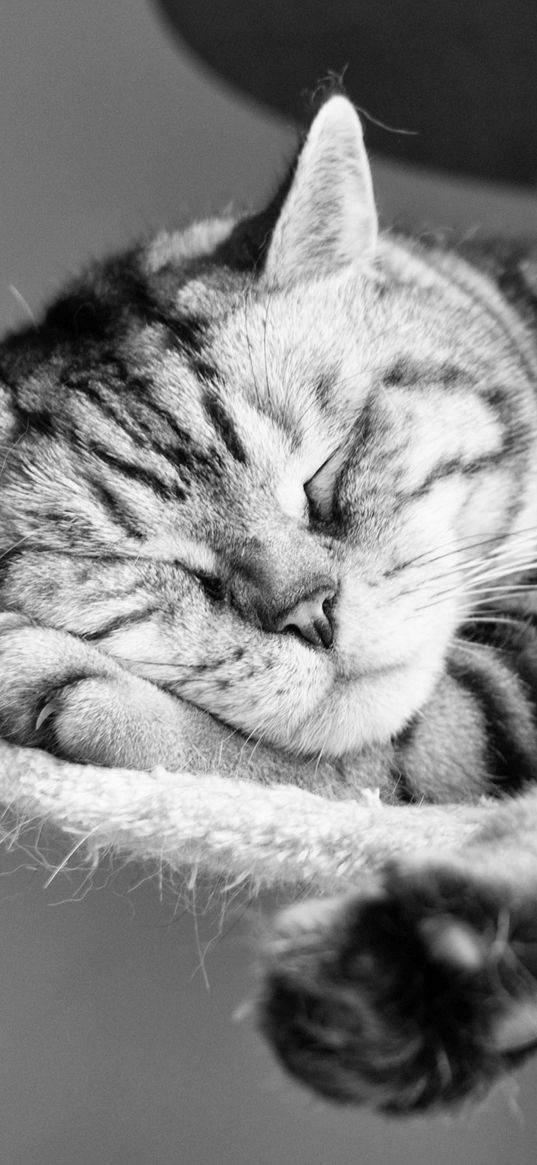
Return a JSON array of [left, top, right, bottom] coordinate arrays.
[[0, 610, 219, 769], [260, 863, 537, 1113], [0, 612, 116, 754]]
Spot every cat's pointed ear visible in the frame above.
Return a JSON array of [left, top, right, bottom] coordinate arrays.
[[263, 96, 378, 286]]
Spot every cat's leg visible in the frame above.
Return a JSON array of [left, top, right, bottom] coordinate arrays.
[[0, 611, 240, 770], [0, 613, 347, 784], [260, 804, 537, 1112]]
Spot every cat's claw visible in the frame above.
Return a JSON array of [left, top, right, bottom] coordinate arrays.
[[0, 615, 219, 768], [35, 698, 60, 733]]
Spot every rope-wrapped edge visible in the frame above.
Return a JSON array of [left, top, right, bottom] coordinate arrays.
[[0, 738, 488, 895]]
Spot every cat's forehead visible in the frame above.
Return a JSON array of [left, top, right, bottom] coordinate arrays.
[[145, 217, 375, 347], [162, 281, 371, 459], [172, 269, 370, 391]]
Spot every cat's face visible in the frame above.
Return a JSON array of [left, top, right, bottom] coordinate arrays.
[[1, 97, 535, 756]]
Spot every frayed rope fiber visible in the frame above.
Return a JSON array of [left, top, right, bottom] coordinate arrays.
[[0, 738, 483, 894]]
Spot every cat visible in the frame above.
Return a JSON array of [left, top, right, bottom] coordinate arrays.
[[1, 92, 537, 1113]]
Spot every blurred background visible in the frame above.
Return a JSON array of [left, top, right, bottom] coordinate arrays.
[[0, 1, 536, 1162]]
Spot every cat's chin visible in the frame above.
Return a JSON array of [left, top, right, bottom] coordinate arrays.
[[160, 636, 441, 759], [284, 655, 441, 758]]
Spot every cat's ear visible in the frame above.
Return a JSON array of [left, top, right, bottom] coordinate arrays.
[[263, 96, 378, 286]]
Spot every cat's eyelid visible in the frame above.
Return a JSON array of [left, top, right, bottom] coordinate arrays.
[[305, 445, 349, 521], [306, 444, 348, 491], [171, 536, 218, 578]]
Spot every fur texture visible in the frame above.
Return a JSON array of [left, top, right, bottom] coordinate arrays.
[[1, 95, 537, 1112]]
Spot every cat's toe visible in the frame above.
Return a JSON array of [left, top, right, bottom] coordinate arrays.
[[259, 864, 537, 1113]]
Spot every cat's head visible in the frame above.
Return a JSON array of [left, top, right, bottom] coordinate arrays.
[[1, 96, 534, 757]]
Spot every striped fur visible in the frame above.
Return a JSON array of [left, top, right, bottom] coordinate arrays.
[[2, 95, 537, 1110]]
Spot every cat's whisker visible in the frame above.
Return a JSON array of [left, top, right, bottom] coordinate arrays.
[[452, 635, 503, 655], [421, 526, 536, 565], [242, 282, 262, 400], [466, 615, 532, 628], [418, 558, 537, 593], [411, 578, 537, 614], [291, 394, 321, 433], [239, 729, 266, 765], [261, 295, 274, 405], [469, 584, 537, 598], [228, 721, 271, 777], [112, 654, 193, 672], [395, 526, 537, 574], [451, 582, 535, 606], [402, 539, 537, 606], [411, 558, 535, 592], [464, 559, 537, 581], [0, 531, 35, 561]]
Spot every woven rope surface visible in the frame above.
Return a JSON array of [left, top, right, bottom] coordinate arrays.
[[0, 738, 484, 894]]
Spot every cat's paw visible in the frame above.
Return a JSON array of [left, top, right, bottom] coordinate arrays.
[[0, 612, 160, 765], [0, 610, 218, 768], [259, 862, 537, 1113], [0, 612, 118, 755]]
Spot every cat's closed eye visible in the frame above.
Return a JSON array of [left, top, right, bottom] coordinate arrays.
[[194, 571, 226, 602], [304, 445, 348, 524]]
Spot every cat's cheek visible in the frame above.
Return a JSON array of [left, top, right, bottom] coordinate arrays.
[[335, 575, 457, 669], [99, 606, 340, 747], [286, 656, 441, 756], [93, 598, 229, 684], [176, 643, 337, 748]]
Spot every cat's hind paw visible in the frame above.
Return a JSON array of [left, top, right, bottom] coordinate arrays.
[[259, 863, 537, 1113]]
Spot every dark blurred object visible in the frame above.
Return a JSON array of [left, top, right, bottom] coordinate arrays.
[[156, 0, 537, 186]]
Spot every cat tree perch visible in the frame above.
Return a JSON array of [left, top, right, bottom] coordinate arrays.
[[0, 737, 484, 895]]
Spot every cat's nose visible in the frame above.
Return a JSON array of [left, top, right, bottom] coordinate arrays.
[[274, 588, 336, 649]]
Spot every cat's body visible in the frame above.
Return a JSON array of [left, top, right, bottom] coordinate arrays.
[[2, 95, 537, 1111]]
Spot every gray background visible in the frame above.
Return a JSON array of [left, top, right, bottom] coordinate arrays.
[[1, 1, 537, 1162]]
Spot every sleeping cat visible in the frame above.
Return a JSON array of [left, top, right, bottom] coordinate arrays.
[[1, 94, 537, 1113]]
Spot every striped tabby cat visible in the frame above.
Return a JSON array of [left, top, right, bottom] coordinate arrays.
[[1, 95, 537, 1112]]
